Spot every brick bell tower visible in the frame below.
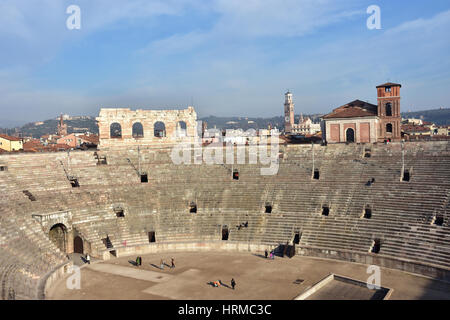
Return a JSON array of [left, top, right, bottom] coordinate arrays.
[[284, 90, 295, 134], [376, 82, 402, 142]]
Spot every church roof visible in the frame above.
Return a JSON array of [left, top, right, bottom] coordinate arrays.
[[322, 100, 378, 119]]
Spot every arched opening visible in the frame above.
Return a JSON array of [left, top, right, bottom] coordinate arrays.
[[177, 121, 187, 137], [73, 236, 84, 254], [385, 103, 392, 117], [313, 169, 320, 180], [132, 122, 144, 138], [154, 121, 166, 138], [322, 205, 330, 216], [222, 226, 229, 240], [265, 203, 272, 214], [110, 123, 122, 138], [346, 128, 355, 143], [363, 206, 372, 219], [386, 123, 393, 133], [371, 239, 381, 254], [232, 170, 239, 180], [189, 202, 197, 214], [49, 223, 68, 252]]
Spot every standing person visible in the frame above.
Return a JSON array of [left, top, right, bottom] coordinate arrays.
[[139, 256, 142, 266], [264, 250, 268, 259], [160, 259, 164, 270], [231, 278, 236, 290], [86, 253, 91, 264], [171, 258, 175, 269]]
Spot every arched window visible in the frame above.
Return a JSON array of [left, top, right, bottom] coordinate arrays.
[[110, 122, 122, 138], [132, 122, 144, 138], [386, 123, 393, 133], [177, 121, 187, 137], [346, 128, 355, 143], [385, 103, 392, 117], [154, 121, 166, 138]]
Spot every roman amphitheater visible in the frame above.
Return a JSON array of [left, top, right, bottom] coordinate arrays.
[[1, 108, 450, 300]]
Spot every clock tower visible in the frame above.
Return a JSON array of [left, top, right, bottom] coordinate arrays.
[[284, 91, 295, 133]]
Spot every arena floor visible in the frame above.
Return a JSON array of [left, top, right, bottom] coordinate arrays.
[[47, 251, 450, 300]]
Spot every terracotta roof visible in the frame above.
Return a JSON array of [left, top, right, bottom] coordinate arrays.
[[0, 134, 22, 141], [322, 100, 378, 119], [376, 82, 402, 88], [401, 125, 430, 133], [79, 134, 99, 144]]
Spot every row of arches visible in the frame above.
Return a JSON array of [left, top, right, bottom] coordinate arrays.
[[110, 121, 187, 139]]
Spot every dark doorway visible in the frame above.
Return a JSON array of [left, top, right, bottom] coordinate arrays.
[[233, 170, 239, 180], [364, 206, 372, 219], [70, 178, 80, 188], [49, 224, 67, 252], [371, 239, 381, 254], [141, 174, 148, 183], [189, 202, 197, 213], [222, 226, 229, 240], [434, 216, 444, 226], [322, 205, 330, 216], [403, 169, 410, 182], [265, 204, 272, 214], [294, 232, 301, 244], [313, 169, 320, 180], [346, 128, 355, 143], [148, 231, 156, 243], [74, 236, 83, 254], [115, 208, 125, 218]]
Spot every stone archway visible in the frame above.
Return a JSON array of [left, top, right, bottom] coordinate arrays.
[[49, 223, 68, 253], [74, 236, 84, 254], [346, 128, 355, 143]]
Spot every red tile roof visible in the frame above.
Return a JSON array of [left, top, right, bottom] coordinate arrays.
[[322, 100, 378, 119], [0, 134, 23, 141], [401, 125, 430, 133]]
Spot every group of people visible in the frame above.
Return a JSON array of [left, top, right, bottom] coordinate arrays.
[[212, 278, 236, 290], [132, 256, 175, 270]]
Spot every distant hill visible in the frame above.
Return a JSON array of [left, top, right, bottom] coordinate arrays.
[[0, 117, 98, 138], [1, 108, 448, 138], [401, 108, 450, 125]]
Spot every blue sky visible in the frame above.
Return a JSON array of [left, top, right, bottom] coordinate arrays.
[[0, 0, 449, 126]]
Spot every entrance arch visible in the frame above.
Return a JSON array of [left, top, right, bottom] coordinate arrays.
[[74, 236, 84, 254], [346, 128, 355, 143], [49, 223, 68, 252]]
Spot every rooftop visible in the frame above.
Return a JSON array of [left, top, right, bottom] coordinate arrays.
[[322, 100, 378, 119]]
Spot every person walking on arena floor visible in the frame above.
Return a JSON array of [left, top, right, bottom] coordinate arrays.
[[231, 278, 236, 290], [86, 253, 90, 264], [160, 259, 164, 270], [265, 250, 268, 259], [171, 258, 175, 269]]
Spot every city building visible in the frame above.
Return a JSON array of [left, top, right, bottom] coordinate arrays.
[[283, 91, 321, 135], [0, 134, 23, 152], [322, 83, 402, 144]]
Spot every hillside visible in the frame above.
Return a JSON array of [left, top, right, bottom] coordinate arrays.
[[1, 108, 449, 138], [401, 108, 450, 125]]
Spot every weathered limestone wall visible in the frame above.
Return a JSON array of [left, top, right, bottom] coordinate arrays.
[[96, 107, 198, 149]]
